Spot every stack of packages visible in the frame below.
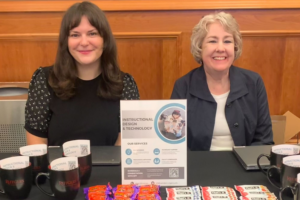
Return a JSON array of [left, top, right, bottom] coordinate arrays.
[[166, 186, 201, 200], [84, 184, 113, 200], [114, 184, 161, 200], [235, 185, 276, 200], [84, 184, 161, 200], [202, 187, 238, 200]]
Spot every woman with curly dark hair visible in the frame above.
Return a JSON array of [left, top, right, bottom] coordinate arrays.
[[25, 1, 139, 146]]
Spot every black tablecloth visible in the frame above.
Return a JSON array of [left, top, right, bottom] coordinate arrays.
[[0, 151, 281, 200]]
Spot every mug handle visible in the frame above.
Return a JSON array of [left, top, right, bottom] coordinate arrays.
[[35, 173, 55, 197], [257, 154, 271, 175], [0, 187, 4, 195], [267, 165, 281, 189], [279, 184, 297, 200]]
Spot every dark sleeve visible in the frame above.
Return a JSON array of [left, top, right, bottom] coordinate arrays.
[[171, 79, 187, 99], [121, 73, 140, 100], [24, 68, 52, 138], [251, 76, 274, 145], [119, 74, 140, 133]]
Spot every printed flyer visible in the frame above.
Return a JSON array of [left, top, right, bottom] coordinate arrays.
[[121, 100, 187, 186]]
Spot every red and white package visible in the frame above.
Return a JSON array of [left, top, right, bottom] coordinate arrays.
[[240, 196, 277, 200], [167, 197, 201, 200], [203, 194, 238, 200], [235, 185, 269, 196], [202, 187, 237, 200], [166, 186, 201, 198], [167, 191, 198, 198], [240, 192, 276, 198], [202, 187, 233, 191], [203, 195, 237, 200], [202, 188, 236, 197]]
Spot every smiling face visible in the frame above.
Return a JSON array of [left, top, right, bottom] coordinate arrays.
[[201, 22, 235, 73], [68, 16, 104, 68]]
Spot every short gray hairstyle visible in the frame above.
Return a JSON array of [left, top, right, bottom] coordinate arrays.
[[191, 12, 242, 64]]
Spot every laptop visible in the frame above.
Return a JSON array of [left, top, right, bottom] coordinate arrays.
[[48, 146, 121, 166], [233, 145, 272, 170]]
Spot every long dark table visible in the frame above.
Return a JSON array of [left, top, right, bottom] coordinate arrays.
[[0, 151, 281, 200]]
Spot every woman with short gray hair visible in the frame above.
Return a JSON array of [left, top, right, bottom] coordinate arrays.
[[171, 12, 274, 151]]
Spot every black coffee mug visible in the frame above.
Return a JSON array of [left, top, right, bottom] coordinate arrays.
[[267, 156, 300, 190], [280, 183, 300, 200], [0, 163, 32, 199], [258, 145, 300, 175], [258, 152, 288, 175], [35, 166, 80, 200], [63, 153, 92, 185], [257, 151, 286, 185], [29, 153, 49, 185], [78, 154, 92, 185]]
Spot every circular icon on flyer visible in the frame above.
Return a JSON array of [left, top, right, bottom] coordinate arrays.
[[126, 149, 132, 155], [153, 148, 160, 155], [153, 158, 160, 165], [126, 158, 132, 165], [154, 103, 186, 144]]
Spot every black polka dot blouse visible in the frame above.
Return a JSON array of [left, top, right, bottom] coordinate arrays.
[[24, 66, 140, 146]]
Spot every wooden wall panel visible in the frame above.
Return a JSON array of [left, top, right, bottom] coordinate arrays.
[[0, 40, 57, 81], [280, 38, 300, 115], [1, 0, 300, 12], [1, 10, 300, 34], [117, 38, 162, 99], [234, 37, 286, 115], [0, 5, 300, 117], [162, 38, 180, 99]]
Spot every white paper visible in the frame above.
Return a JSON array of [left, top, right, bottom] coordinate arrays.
[[0, 156, 29, 170], [63, 140, 90, 157], [50, 157, 78, 171], [272, 144, 300, 155], [20, 144, 47, 156], [121, 100, 187, 186], [283, 155, 300, 167], [297, 173, 300, 183]]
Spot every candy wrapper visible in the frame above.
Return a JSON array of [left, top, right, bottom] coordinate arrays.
[[234, 185, 269, 194], [239, 191, 276, 198], [84, 183, 113, 200], [202, 187, 237, 200], [113, 184, 139, 199], [139, 185, 160, 194], [202, 187, 233, 191], [234, 185, 275, 200], [137, 185, 161, 200], [138, 193, 161, 200], [234, 185, 276, 200], [113, 184, 161, 200], [167, 197, 201, 200], [166, 186, 201, 199], [240, 197, 276, 200]]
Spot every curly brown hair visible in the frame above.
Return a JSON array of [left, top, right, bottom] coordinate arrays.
[[49, 1, 123, 100]]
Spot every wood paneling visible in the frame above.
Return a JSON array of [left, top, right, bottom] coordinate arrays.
[[0, 0, 300, 12], [0, 2, 300, 117], [1, 10, 300, 35], [280, 38, 300, 116], [0, 40, 57, 81], [117, 35, 180, 100], [234, 37, 286, 115]]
